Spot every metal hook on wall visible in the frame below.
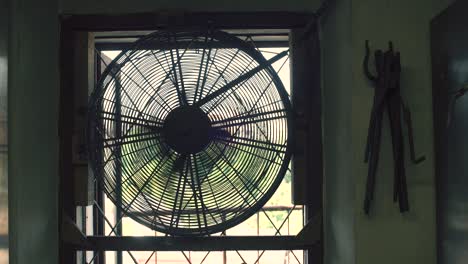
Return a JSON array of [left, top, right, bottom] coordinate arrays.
[[362, 40, 425, 215], [447, 85, 468, 127]]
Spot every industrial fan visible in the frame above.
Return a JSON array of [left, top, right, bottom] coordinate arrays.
[[88, 30, 292, 236]]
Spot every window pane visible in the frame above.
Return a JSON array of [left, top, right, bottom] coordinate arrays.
[[93, 250, 303, 264]]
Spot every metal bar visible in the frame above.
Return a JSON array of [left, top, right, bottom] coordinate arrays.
[[79, 236, 315, 251], [80, 206, 87, 264], [211, 109, 286, 126], [215, 137, 286, 153], [94, 191, 105, 264], [114, 71, 124, 264], [290, 27, 323, 207], [59, 22, 77, 264], [213, 114, 287, 129], [94, 50, 106, 264]]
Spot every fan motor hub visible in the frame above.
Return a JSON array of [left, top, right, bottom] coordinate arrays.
[[162, 106, 212, 154]]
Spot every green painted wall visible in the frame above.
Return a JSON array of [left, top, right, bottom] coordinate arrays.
[[8, 1, 59, 264], [321, 1, 354, 264], [351, 0, 454, 264], [6, 0, 457, 263]]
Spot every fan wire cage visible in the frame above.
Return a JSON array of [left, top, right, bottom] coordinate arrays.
[[88, 29, 293, 236]]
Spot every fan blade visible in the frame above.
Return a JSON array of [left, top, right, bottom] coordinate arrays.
[[169, 44, 189, 106], [214, 133, 286, 151], [194, 33, 213, 104], [215, 140, 285, 167], [214, 137, 286, 154], [212, 111, 286, 130], [200, 49, 243, 101], [170, 155, 188, 228], [103, 132, 159, 148], [186, 155, 206, 230], [194, 50, 289, 107]]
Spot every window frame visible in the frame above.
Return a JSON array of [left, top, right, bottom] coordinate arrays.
[[59, 12, 323, 264]]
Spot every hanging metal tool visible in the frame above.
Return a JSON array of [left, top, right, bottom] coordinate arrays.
[[363, 41, 425, 215]]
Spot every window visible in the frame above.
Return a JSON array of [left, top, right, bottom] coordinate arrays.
[[60, 12, 322, 264]]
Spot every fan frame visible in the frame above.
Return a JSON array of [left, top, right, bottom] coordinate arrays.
[[88, 29, 294, 236]]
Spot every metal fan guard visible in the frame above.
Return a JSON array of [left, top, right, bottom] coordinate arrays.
[[88, 29, 292, 236]]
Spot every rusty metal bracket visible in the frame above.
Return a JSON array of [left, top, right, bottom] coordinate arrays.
[[296, 212, 322, 244], [61, 214, 91, 249]]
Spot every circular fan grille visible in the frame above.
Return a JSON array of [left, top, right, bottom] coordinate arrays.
[[88, 30, 292, 236]]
